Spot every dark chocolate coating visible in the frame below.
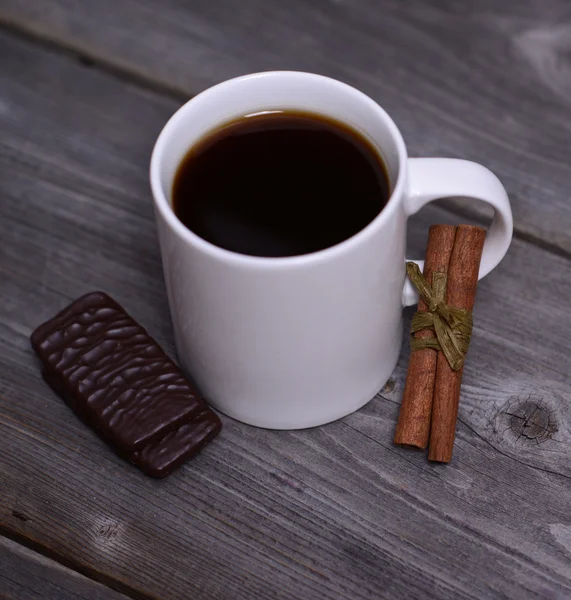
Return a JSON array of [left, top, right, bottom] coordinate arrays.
[[31, 292, 221, 477], [131, 411, 221, 478]]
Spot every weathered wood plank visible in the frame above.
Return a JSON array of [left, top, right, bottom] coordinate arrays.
[[1, 1, 571, 254], [1, 29, 571, 600], [0, 536, 129, 600]]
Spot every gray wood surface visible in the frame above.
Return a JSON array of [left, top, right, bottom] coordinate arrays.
[[2, 0, 571, 256], [0, 537, 129, 600], [0, 7, 570, 600]]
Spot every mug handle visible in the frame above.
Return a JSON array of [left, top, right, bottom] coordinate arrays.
[[402, 158, 513, 306]]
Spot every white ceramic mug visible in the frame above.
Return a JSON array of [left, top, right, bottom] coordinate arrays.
[[150, 71, 513, 430]]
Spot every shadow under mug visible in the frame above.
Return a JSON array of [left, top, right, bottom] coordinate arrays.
[[150, 71, 513, 430]]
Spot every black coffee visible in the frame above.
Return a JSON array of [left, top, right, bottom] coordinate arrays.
[[172, 111, 390, 257]]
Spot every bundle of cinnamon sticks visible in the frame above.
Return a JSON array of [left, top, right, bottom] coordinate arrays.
[[394, 224, 485, 462]]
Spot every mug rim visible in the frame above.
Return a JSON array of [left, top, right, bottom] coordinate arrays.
[[150, 70, 408, 268]]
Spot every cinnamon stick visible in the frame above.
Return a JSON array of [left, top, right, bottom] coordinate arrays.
[[428, 224, 486, 463], [394, 224, 457, 449]]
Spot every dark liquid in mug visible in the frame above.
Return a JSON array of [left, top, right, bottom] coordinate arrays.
[[172, 111, 390, 257]]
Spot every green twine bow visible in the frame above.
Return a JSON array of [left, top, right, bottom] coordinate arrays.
[[407, 262, 472, 371]]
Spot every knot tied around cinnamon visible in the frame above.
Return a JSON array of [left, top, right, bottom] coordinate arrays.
[[406, 261, 472, 371]]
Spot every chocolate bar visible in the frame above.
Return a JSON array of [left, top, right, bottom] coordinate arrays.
[[131, 411, 220, 478], [31, 292, 221, 477]]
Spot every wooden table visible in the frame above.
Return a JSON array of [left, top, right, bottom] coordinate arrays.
[[1, 2, 570, 598]]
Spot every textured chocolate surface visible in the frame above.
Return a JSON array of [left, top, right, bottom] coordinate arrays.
[[31, 292, 221, 477], [131, 411, 221, 477]]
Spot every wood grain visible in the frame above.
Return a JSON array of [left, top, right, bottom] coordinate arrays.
[[2, 1, 571, 255], [0, 537, 129, 600], [1, 26, 571, 600]]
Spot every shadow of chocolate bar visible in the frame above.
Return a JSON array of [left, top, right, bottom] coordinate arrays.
[[31, 292, 222, 477]]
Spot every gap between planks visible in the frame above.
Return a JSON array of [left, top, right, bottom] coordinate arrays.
[[0, 526, 156, 600]]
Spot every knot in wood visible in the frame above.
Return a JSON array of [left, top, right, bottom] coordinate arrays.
[[504, 398, 557, 445]]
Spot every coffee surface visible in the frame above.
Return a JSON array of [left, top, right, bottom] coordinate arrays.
[[172, 111, 390, 257]]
